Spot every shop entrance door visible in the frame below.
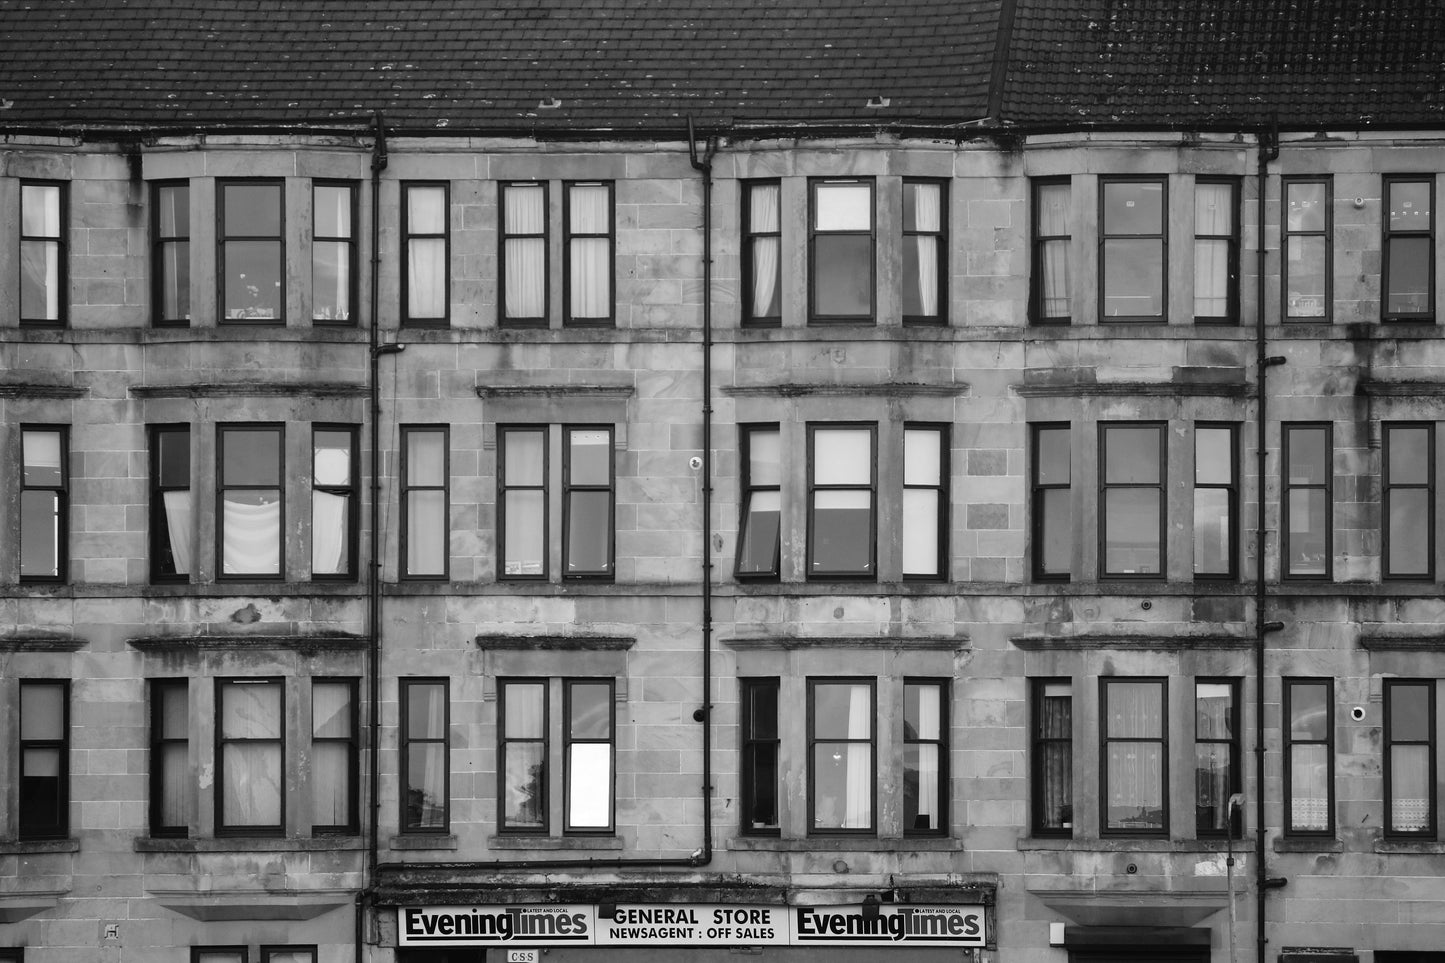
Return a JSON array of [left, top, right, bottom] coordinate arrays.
[[395, 951, 485, 963], [1069, 948, 1210, 963]]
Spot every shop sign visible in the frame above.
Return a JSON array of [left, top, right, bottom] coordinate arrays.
[[399, 903, 987, 948]]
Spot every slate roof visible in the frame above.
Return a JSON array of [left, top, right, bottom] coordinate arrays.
[[0, 0, 1442, 136], [1001, 0, 1445, 129], [0, 0, 1000, 134]]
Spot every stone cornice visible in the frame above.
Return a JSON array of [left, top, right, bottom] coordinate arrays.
[[130, 381, 367, 398], [476, 634, 636, 651], [723, 635, 967, 650], [1010, 633, 1252, 650], [128, 633, 367, 653], [0, 634, 87, 652], [1357, 381, 1445, 398], [0, 382, 87, 399], [476, 384, 635, 400], [723, 382, 968, 398]]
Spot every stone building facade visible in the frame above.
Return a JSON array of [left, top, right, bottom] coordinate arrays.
[[2, 3, 1445, 963]]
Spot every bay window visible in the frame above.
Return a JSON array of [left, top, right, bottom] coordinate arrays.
[[809, 679, 875, 833], [19, 180, 66, 326], [807, 424, 876, 579], [219, 180, 283, 322], [1101, 678, 1167, 835], [20, 426, 68, 582], [216, 678, 284, 835], [809, 178, 874, 321], [401, 678, 449, 833], [402, 182, 449, 325], [150, 425, 192, 583], [565, 181, 613, 324], [500, 181, 549, 325], [218, 425, 284, 579], [1100, 177, 1166, 321]]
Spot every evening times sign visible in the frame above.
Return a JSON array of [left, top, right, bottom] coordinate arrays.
[[400, 903, 987, 948]]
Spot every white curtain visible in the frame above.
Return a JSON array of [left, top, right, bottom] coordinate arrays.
[[312, 491, 347, 575], [1291, 745, 1329, 830], [913, 685, 940, 827], [222, 497, 280, 575], [21, 185, 60, 319], [910, 183, 941, 316], [1391, 745, 1430, 831], [1194, 183, 1232, 315], [749, 184, 780, 317], [844, 684, 872, 829], [1037, 183, 1071, 316], [1107, 683, 1163, 828], [311, 683, 351, 827], [221, 683, 282, 826], [407, 187, 446, 319], [505, 185, 547, 318], [569, 185, 610, 318], [162, 490, 194, 575]]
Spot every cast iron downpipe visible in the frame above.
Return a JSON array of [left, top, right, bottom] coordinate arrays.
[[1254, 121, 1287, 963], [374, 121, 719, 881]]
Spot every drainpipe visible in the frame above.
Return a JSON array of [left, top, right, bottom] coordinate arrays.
[[1254, 120, 1287, 963], [374, 121, 719, 882]]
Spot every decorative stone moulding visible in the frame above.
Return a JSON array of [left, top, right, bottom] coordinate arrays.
[[130, 381, 367, 398]]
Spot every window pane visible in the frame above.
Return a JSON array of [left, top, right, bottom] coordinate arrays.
[[1391, 744, 1431, 832], [738, 490, 781, 574], [20, 240, 60, 319], [22, 429, 63, 485], [814, 183, 871, 230], [747, 743, 779, 830], [1286, 236, 1326, 317], [1388, 427, 1431, 483], [224, 239, 283, 319], [315, 186, 352, 236], [313, 241, 350, 321], [505, 237, 547, 318], [1037, 183, 1070, 234], [813, 683, 870, 739], [504, 431, 545, 485], [1195, 427, 1233, 484], [1104, 427, 1160, 484], [569, 683, 611, 739], [311, 741, 351, 826], [1287, 182, 1326, 232], [158, 430, 191, 487], [1106, 682, 1162, 737], [1195, 742, 1232, 832], [748, 683, 778, 740], [22, 184, 61, 234], [313, 432, 351, 485], [222, 491, 281, 575], [904, 743, 939, 830], [568, 430, 611, 486], [1390, 684, 1431, 741], [905, 683, 941, 740], [503, 490, 546, 576], [902, 235, 939, 317], [568, 184, 610, 231], [223, 430, 280, 487], [505, 683, 546, 738], [406, 744, 447, 829], [568, 743, 612, 827], [748, 429, 781, 486], [569, 236, 611, 318], [406, 431, 446, 486], [1290, 684, 1329, 740], [1040, 489, 1072, 573], [1102, 239, 1164, 316], [1389, 489, 1430, 574], [1036, 686, 1073, 831], [159, 684, 189, 739], [408, 187, 446, 233], [407, 237, 447, 318], [1194, 238, 1230, 316], [20, 490, 60, 578], [313, 683, 352, 739], [902, 489, 940, 576], [1290, 744, 1329, 830], [504, 742, 546, 828], [1038, 238, 1070, 316], [1106, 744, 1164, 831], [1389, 181, 1432, 229], [505, 184, 546, 233], [813, 235, 872, 316], [814, 429, 871, 485], [813, 742, 871, 829], [225, 184, 281, 235], [157, 184, 189, 235], [21, 684, 64, 739], [1103, 181, 1163, 234], [196, 952, 245, 963], [1104, 488, 1161, 574], [1387, 236, 1431, 314], [812, 489, 871, 572], [1037, 428, 1069, 484], [405, 494, 447, 575], [1194, 488, 1231, 575], [904, 429, 941, 485], [221, 682, 281, 739], [566, 490, 611, 573], [159, 742, 190, 827], [221, 742, 282, 825], [903, 182, 941, 232], [407, 684, 446, 739], [1287, 429, 1328, 484], [1195, 183, 1233, 233], [1287, 490, 1328, 575]]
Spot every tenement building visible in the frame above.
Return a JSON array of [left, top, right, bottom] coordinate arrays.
[[1, 1, 1444, 962]]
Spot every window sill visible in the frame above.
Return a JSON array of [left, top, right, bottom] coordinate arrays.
[[487, 835, 624, 851], [1018, 837, 1242, 853], [0, 839, 80, 855], [1272, 837, 1342, 853], [1374, 840, 1445, 854], [728, 836, 960, 853], [135, 837, 364, 853], [390, 834, 459, 851]]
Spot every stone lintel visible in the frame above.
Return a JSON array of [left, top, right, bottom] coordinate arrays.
[[723, 382, 968, 398], [1011, 634, 1252, 650], [476, 634, 636, 651], [0, 383, 87, 399], [130, 382, 367, 398], [476, 384, 636, 399], [0, 634, 87, 652], [128, 633, 367, 653], [723, 635, 967, 651]]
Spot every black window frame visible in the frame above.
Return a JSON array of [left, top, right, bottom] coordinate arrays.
[[400, 181, 451, 328], [498, 180, 550, 328], [1099, 175, 1168, 323], [1384, 678, 1437, 839], [311, 423, 359, 582], [498, 424, 550, 581], [902, 677, 949, 836], [1193, 422, 1239, 581], [806, 677, 877, 835], [1030, 678, 1073, 838], [18, 679, 69, 840], [1192, 176, 1240, 324], [151, 179, 191, 327], [1031, 423, 1072, 582], [902, 423, 949, 581], [562, 180, 615, 327], [1383, 174, 1435, 323], [217, 178, 285, 325], [563, 677, 616, 835], [561, 424, 615, 580], [149, 424, 192, 584], [808, 177, 876, 323], [741, 179, 783, 326], [1029, 176, 1072, 325], [901, 177, 948, 325], [1282, 175, 1333, 323], [735, 423, 782, 580], [18, 179, 68, 328], [214, 676, 285, 837], [740, 677, 781, 836], [498, 678, 550, 834], [311, 179, 358, 326], [216, 423, 285, 581], [1283, 677, 1335, 837], [1282, 422, 1333, 581], [19, 424, 69, 584], [1383, 422, 1435, 581], [1100, 677, 1169, 837], [149, 678, 190, 838], [806, 422, 878, 581], [1194, 677, 1242, 838], [400, 676, 451, 834], [1098, 421, 1167, 580], [310, 676, 360, 836], [0, 950, 22, 963], [399, 424, 450, 581]]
